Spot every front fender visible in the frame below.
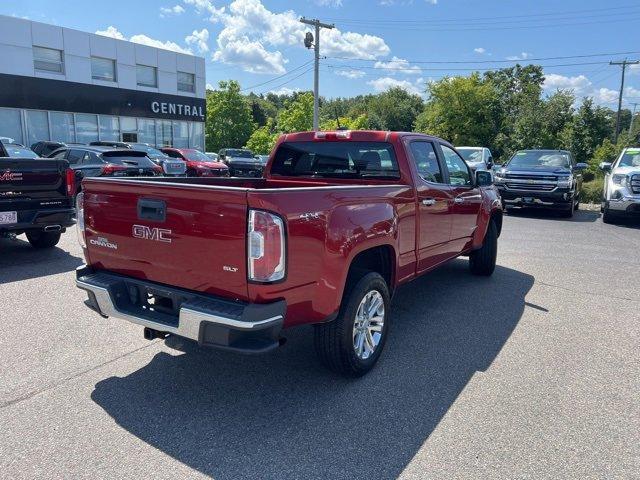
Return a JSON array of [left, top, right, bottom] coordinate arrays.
[[471, 189, 502, 249]]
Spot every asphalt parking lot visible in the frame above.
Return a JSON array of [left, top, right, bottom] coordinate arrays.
[[1, 209, 638, 480]]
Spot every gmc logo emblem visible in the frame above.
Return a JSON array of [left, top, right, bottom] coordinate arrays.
[[132, 224, 172, 243], [0, 171, 22, 182]]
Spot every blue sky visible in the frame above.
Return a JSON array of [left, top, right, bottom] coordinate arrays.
[[2, 0, 640, 107]]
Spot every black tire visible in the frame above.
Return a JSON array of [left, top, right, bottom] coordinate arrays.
[[469, 220, 497, 276], [313, 272, 390, 377], [602, 208, 617, 224], [26, 230, 61, 249], [561, 203, 574, 218]]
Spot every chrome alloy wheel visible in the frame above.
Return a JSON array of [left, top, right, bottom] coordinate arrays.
[[352, 290, 385, 360]]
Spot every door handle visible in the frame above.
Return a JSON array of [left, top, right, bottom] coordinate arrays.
[[454, 197, 464, 204], [422, 198, 436, 206]]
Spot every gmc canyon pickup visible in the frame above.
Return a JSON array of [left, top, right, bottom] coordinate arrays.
[[76, 131, 503, 376], [1, 141, 76, 248]]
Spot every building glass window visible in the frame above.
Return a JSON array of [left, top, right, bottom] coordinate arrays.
[[91, 57, 116, 82], [50, 112, 75, 143], [156, 120, 172, 147], [0, 108, 24, 145], [137, 119, 156, 145], [177, 71, 195, 93], [33, 46, 64, 74], [172, 121, 189, 147], [136, 65, 157, 87], [25, 110, 49, 144], [76, 114, 98, 143], [189, 122, 204, 150], [99, 116, 120, 141]]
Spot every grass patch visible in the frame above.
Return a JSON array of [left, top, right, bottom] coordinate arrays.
[[581, 178, 604, 204]]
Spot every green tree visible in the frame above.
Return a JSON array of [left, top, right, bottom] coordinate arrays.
[[540, 90, 575, 148], [277, 92, 314, 133], [205, 80, 255, 151], [319, 114, 370, 131], [246, 119, 278, 154], [366, 87, 424, 132], [247, 93, 278, 127], [414, 73, 500, 147], [563, 98, 613, 164]]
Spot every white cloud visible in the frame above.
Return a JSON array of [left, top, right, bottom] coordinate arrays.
[[206, 83, 216, 90], [186, 28, 210, 53], [160, 4, 185, 17], [374, 56, 420, 75], [593, 88, 619, 104], [506, 52, 532, 61], [335, 69, 366, 79], [268, 86, 301, 95], [368, 76, 424, 96], [474, 47, 486, 54], [185, 0, 390, 74], [95, 26, 125, 40], [544, 73, 591, 94], [96, 26, 192, 54]]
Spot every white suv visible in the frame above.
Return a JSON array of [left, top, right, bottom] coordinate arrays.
[[600, 147, 640, 223]]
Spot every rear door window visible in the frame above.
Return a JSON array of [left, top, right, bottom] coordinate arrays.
[[271, 141, 400, 179], [409, 141, 443, 183]]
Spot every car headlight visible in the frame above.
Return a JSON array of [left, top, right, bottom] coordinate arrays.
[[493, 170, 506, 183], [612, 174, 628, 187], [557, 174, 573, 188]]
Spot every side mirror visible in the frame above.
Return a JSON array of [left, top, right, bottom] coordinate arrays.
[[476, 170, 493, 187], [486, 160, 493, 169], [575, 162, 588, 170], [599, 162, 612, 173]]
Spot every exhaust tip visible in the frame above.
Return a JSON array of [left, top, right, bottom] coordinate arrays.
[[44, 225, 62, 232]]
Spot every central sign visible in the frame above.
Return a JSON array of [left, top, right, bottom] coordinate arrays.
[[151, 101, 205, 120]]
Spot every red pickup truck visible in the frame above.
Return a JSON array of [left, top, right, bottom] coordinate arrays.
[[76, 131, 502, 376]]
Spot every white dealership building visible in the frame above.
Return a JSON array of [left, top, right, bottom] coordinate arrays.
[[0, 15, 206, 149]]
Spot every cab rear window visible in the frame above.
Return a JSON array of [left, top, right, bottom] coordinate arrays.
[[271, 141, 399, 179]]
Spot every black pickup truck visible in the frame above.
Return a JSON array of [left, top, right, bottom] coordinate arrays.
[[493, 149, 587, 218], [0, 141, 76, 248]]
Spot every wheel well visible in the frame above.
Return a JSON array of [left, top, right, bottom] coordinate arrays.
[[346, 245, 395, 292], [491, 210, 503, 237]]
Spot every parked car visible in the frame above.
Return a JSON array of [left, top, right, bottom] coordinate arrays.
[[75, 130, 502, 376], [255, 154, 270, 165], [0, 141, 75, 248], [218, 148, 263, 177], [493, 149, 586, 217], [457, 147, 494, 170], [118, 143, 186, 177], [600, 147, 640, 223], [205, 152, 219, 160], [48, 146, 162, 194], [89, 141, 131, 149], [31, 141, 67, 157], [160, 147, 229, 177]]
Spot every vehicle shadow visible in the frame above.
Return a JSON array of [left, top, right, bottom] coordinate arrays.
[[0, 236, 83, 284], [91, 260, 534, 480], [506, 208, 599, 223]]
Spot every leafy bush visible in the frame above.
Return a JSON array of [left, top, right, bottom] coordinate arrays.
[[581, 178, 604, 204]]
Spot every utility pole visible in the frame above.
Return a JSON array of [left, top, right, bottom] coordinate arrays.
[[610, 59, 640, 142], [630, 102, 639, 141], [300, 17, 335, 131]]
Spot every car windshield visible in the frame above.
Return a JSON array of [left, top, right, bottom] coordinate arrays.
[[5, 145, 39, 158], [618, 149, 640, 168], [184, 150, 211, 161], [271, 141, 400, 179], [226, 149, 254, 158], [508, 151, 570, 168], [458, 148, 483, 162]]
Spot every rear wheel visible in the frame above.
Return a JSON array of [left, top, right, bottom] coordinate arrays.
[[561, 203, 574, 218], [602, 208, 618, 224], [469, 220, 497, 276], [26, 230, 61, 248], [314, 272, 390, 377]]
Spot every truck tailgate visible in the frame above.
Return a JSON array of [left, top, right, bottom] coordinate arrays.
[[83, 179, 250, 301], [0, 159, 68, 205]]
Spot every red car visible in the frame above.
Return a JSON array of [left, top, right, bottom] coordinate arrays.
[[160, 147, 229, 177], [76, 131, 502, 376]]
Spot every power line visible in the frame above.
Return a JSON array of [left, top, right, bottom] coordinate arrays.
[[256, 67, 314, 95], [326, 50, 640, 65], [326, 61, 613, 74], [240, 60, 313, 92], [319, 4, 640, 24]]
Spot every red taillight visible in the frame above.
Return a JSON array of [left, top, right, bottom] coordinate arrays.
[[248, 210, 285, 282], [65, 168, 75, 196], [101, 164, 129, 175]]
